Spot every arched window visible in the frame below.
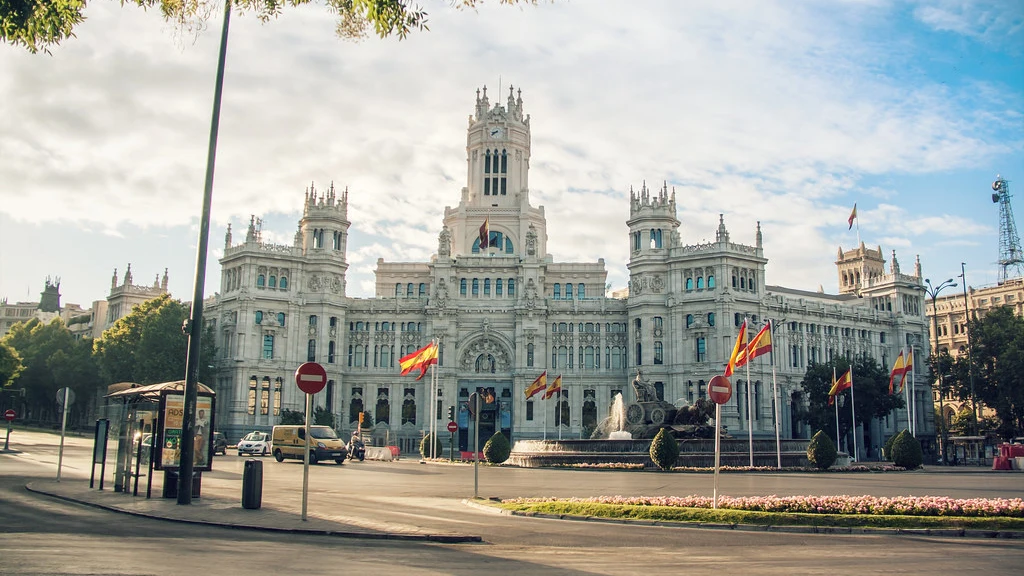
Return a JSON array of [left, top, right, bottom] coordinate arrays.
[[307, 339, 316, 362], [508, 278, 515, 296], [686, 278, 693, 290], [578, 284, 586, 299], [472, 278, 480, 296], [484, 278, 491, 296], [707, 313, 715, 326], [496, 278, 503, 296], [257, 274, 265, 287], [268, 275, 277, 288], [565, 283, 573, 300], [554, 284, 561, 299], [696, 277, 704, 289], [395, 283, 401, 296], [460, 278, 467, 295], [279, 276, 288, 289], [276, 312, 285, 326], [407, 283, 414, 296], [419, 283, 426, 297], [255, 311, 263, 324], [527, 343, 535, 367], [707, 275, 714, 289]]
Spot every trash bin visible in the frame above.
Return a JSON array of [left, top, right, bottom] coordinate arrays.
[[162, 470, 202, 499], [242, 459, 263, 510]]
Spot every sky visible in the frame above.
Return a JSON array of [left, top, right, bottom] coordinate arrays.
[[1, 0, 1022, 308]]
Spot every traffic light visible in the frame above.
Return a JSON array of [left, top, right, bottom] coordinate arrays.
[[358, 411, 364, 426], [447, 405, 455, 421]]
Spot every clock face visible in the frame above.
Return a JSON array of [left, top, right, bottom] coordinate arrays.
[[489, 127, 504, 139]]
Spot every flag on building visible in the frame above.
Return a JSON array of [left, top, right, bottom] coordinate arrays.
[[828, 368, 853, 406], [848, 204, 857, 230], [543, 374, 562, 400], [745, 322, 773, 362], [888, 350, 906, 394], [525, 371, 547, 399], [725, 320, 748, 377], [399, 341, 438, 381], [897, 349, 913, 394], [479, 217, 489, 250]]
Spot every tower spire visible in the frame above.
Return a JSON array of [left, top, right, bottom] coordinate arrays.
[[992, 175, 1023, 281]]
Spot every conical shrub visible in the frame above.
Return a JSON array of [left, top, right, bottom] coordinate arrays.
[[649, 427, 679, 470], [807, 430, 837, 470], [890, 429, 923, 469], [483, 431, 511, 464], [419, 432, 444, 459]]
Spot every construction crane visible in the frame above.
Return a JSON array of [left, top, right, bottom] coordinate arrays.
[[992, 175, 1024, 282]]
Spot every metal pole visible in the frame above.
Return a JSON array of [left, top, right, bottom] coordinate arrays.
[[713, 403, 721, 509], [745, 355, 753, 467], [959, 263, 978, 434], [4, 420, 10, 451], [473, 391, 480, 499], [834, 368, 840, 452], [302, 392, 311, 521], [849, 370, 858, 462], [57, 387, 69, 482], [770, 321, 781, 469], [178, 0, 232, 505], [910, 349, 917, 437], [903, 347, 911, 433]]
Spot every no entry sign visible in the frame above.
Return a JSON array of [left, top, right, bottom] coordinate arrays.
[[708, 375, 733, 405], [4, 409, 15, 421], [447, 421, 458, 433], [294, 362, 328, 395]]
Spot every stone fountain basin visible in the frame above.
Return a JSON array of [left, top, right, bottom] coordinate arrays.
[[507, 438, 811, 468]]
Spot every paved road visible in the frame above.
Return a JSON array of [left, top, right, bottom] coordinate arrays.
[[2, 429, 1023, 575]]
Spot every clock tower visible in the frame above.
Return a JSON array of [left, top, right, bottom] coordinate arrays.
[[444, 85, 547, 257]]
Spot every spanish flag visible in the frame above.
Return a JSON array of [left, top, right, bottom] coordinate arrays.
[[543, 374, 562, 400], [848, 204, 857, 230], [724, 320, 748, 377], [525, 371, 547, 400], [888, 351, 906, 395], [479, 217, 489, 250], [744, 322, 773, 362], [897, 349, 913, 394], [399, 341, 438, 381], [828, 368, 853, 406]]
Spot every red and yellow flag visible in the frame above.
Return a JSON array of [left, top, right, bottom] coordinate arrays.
[[725, 320, 748, 377], [478, 217, 489, 250], [897, 349, 913, 394], [543, 375, 562, 400], [399, 341, 438, 381], [744, 322, 773, 362], [888, 351, 906, 395], [525, 371, 547, 400], [828, 368, 853, 405], [848, 204, 857, 230]]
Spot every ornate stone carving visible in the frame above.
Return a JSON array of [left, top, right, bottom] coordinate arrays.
[[434, 278, 449, 309], [525, 278, 538, 309], [459, 338, 512, 372], [525, 224, 537, 256], [307, 274, 343, 294], [438, 226, 451, 257]]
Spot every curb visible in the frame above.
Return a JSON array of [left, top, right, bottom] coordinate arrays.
[[469, 501, 1023, 539], [26, 484, 481, 544]]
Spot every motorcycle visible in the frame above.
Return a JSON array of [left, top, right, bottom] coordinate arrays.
[[348, 437, 366, 461]]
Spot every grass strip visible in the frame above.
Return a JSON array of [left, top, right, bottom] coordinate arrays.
[[494, 501, 1024, 531]]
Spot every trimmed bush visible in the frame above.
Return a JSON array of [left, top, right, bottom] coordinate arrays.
[[807, 430, 837, 470], [483, 431, 511, 464], [649, 427, 680, 470], [419, 433, 444, 459], [890, 430, 923, 469], [882, 431, 902, 461]]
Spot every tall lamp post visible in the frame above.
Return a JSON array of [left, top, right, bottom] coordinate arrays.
[[924, 277, 956, 464], [958, 263, 979, 434]]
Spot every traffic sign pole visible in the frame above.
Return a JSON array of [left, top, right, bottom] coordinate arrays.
[[57, 387, 69, 482], [302, 390, 311, 522], [713, 402, 721, 509], [3, 409, 14, 451], [707, 375, 733, 510], [294, 362, 327, 523]]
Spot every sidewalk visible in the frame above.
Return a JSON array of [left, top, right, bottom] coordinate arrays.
[[25, 478, 480, 543]]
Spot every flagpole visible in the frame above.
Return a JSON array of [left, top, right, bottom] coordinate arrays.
[[713, 402, 722, 509], [903, 347, 911, 434], [770, 321, 781, 469], [745, 352, 753, 468], [849, 368, 858, 462], [430, 339, 438, 459], [543, 390, 548, 441], [833, 367, 840, 452], [910, 349, 916, 437]]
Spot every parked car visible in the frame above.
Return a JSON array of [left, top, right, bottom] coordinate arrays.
[[212, 432, 227, 455], [237, 431, 271, 457]]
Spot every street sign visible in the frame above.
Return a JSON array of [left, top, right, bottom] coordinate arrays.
[[708, 375, 733, 405], [447, 421, 458, 433], [56, 387, 76, 406], [4, 409, 15, 421], [294, 362, 328, 394]]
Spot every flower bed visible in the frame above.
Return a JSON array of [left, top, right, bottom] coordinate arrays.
[[550, 463, 905, 473], [501, 495, 1024, 518]]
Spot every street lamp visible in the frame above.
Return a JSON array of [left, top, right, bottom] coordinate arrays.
[[924, 277, 956, 463], [957, 263, 979, 435]]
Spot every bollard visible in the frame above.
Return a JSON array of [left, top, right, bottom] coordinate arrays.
[[242, 459, 263, 510]]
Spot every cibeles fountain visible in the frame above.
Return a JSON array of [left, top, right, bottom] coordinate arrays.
[[507, 369, 810, 468]]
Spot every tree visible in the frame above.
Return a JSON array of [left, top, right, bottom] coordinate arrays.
[[279, 408, 304, 425], [0, 341, 24, 388], [794, 356, 904, 452], [93, 294, 217, 386], [1, 318, 99, 424], [890, 429, 923, 469], [3, 0, 540, 54], [649, 427, 679, 470], [483, 431, 511, 464], [967, 307, 1024, 440], [806, 430, 837, 470], [313, 405, 336, 428]]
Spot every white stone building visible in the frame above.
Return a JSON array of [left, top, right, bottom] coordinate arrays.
[[204, 87, 934, 459]]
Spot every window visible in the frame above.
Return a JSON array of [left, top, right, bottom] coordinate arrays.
[[496, 278, 503, 296], [268, 275, 277, 288], [277, 312, 285, 326], [460, 278, 467, 296], [257, 274, 265, 287], [407, 283, 414, 297], [654, 341, 663, 364], [419, 283, 426, 297], [381, 345, 392, 369], [484, 278, 491, 296], [566, 283, 573, 300], [554, 284, 561, 299], [686, 278, 694, 290], [707, 275, 715, 289], [708, 313, 715, 326], [273, 378, 282, 416], [696, 277, 704, 289], [395, 283, 401, 296], [262, 335, 274, 359], [578, 284, 586, 299], [260, 378, 270, 415], [255, 311, 263, 324], [527, 343, 535, 367], [328, 341, 336, 363], [686, 314, 694, 328], [280, 277, 288, 289], [653, 316, 663, 329], [696, 337, 706, 362], [526, 401, 534, 421], [508, 278, 515, 296], [307, 339, 316, 362], [735, 312, 742, 327], [309, 315, 317, 327], [472, 278, 480, 296], [635, 342, 642, 365], [247, 377, 257, 415]]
